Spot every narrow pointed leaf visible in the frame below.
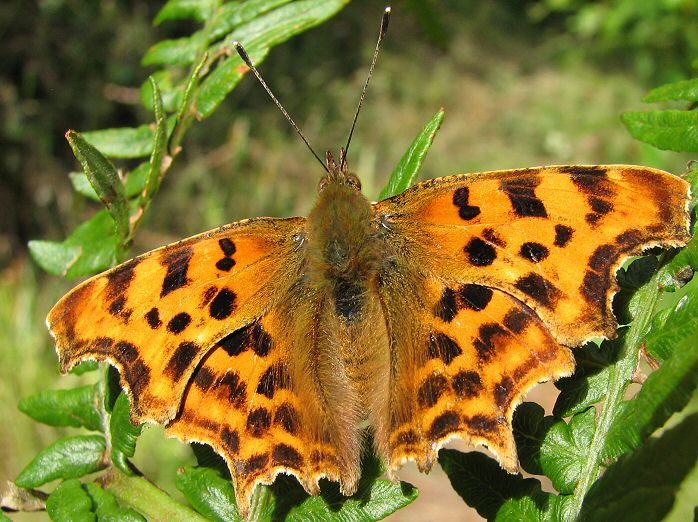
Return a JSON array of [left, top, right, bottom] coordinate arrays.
[[143, 77, 168, 202], [540, 408, 596, 494], [602, 322, 698, 461], [46, 479, 95, 522], [380, 109, 445, 199], [69, 163, 150, 203], [439, 449, 540, 520], [643, 78, 698, 102], [15, 435, 107, 488], [621, 110, 698, 153], [66, 131, 129, 239], [18, 385, 102, 431], [110, 393, 142, 474], [579, 413, 698, 522]]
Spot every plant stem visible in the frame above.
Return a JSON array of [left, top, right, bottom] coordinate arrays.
[[101, 467, 207, 522], [570, 275, 661, 517]]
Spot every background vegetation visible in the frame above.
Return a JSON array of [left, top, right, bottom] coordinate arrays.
[[2, 0, 698, 520]]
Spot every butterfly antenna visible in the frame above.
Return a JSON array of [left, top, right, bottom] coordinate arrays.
[[341, 6, 391, 170], [234, 42, 329, 174]]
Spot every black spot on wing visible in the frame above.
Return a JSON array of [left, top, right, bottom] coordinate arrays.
[[474, 323, 507, 361], [503, 308, 530, 334], [167, 312, 192, 334], [273, 444, 304, 468], [246, 407, 272, 437], [494, 376, 514, 409], [519, 242, 550, 263], [242, 454, 269, 474], [274, 403, 300, 434], [514, 273, 562, 309], [221, 427, 240, 454], [209, 288, 237, 320], [435, 287, 458, 322], [452, 371, 483, 398], [215, 257, 235, 271], [108, 295, 131, 321], [166, 341, 199, 380], [115, 341, 139, 362], [582, 270, 607, 312], [565, 166, 613, 196], [589, 244, 616, 272], [216, 325, 250, 357], [554, 224, 574, 247], [250, 323, 273, 357], [418, 374, 449, 408], [453, 187, 481, 220], [257, 364, 289, 399], [220, 371, 247, 408], [464, 414, 499, 435], [105, 259, 138, 300], [500, 176, 548, 217], [145, 307, 162, 329], [482, 227, 507, 247], [428, 333, 462, 365], [193, 366, 215, 391], [460, 284, 493, 311], [161, 247, 193, 297], [219, 238, 236, 256], [428, 411, 461, 440], [465, 237, 497, 266]]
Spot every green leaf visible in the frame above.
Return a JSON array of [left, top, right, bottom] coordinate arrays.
[[46, 479, 95, 522], [379, 109, 444, 200], [29, 210, 119, 278], [15, 435, 107, 488], [82, 123, 165, 159], [513, 402, 555, 475], [65, 130, 129, 239], [209, 0, 295, 41], [175, 467, 240, 522], [553, 340, 618, 417], [657, 234, 698, 292], [579, 413, 698, 522], [142, 33, 205, 67], [69, 171, 100, 201], [196, 0, 350, 118], [18, 385, 102, 431], [69, 163, 150, 203], [602, 318, 698, 461], [155, 0, 215, 24], [142, 77, 168, 202], [540, 408, 596, 494], [70, 360, 99, 375], [646, 293, 698, 362], [110, 393, 142, 474], [621, 109, 698, 153], [439, 449, 540, 520], [140, 69, 181, 113], [644, 78, 698, 102], [84, 482, 146, 522]]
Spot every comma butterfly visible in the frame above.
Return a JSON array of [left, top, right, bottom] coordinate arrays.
[[47, 8, 692, 518]]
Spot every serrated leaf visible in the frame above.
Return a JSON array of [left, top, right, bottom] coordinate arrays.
[[513, 402, 554, 475], [197, 0, 349, 118], [644, 78, 698, 103], [84, 482, 146, 522], [65, 130, 129, 239], [646, 293, 698, 362], [18, 385, 102, 431], [602, 322, 698, 462], [439, 449, 540, 520], [621, 109, 698, 153], [110, 393, 141, 473], [379, 109, 444, 200], [155, 0, 215, 24], [579, 413, 698, 522], [29, 210, 119, 278], [554, 340, 618, 417], [82, 124, 161, 159], [495, 491, 548, 522], [46, 479, 95, 522], [175, 467, 240, 522], [15, 435, 107, 488], [540, 408, 596, 494]]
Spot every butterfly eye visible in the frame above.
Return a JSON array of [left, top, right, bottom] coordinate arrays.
[[318, 177, 330, 192], [346, 173, 362, 191]]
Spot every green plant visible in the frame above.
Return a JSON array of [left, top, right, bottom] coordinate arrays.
[[8, 1, 698, 521]]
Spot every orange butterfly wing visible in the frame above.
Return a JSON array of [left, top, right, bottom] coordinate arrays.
[[372, 165, 691, 471]]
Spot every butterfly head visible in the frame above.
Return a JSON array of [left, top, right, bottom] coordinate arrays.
[[318, 148, 362, 193]]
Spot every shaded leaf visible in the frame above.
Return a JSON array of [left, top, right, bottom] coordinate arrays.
[[110, 393, 142, 474], [579, 413, 698, 522], [657, 234, 698, 292], [142, 77, 168, 203], [70, 360, 99, 376], [16, 435, 106, 488], [18, 385, 102, 431], [602, 319, 698, 461], [379, 108, 444, 200], [644, 78, 698, 103], [142, 33, 205, 67], [70, 162, 150, 203], [65, 130, 129, 239], [621, 110, 698, 153], [439, 449, 539, 520], [82, 123, 166, 159], [175, 467, 240, 522], [46, 479, 95, 522], [540, 408, 596, 494], [29, 210, 119, 278], [646, 293, 698, 362], [513, 402, 554, 475]]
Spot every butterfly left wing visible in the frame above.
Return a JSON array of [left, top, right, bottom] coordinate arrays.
[[372, 165, 691, 472], [47, 217, 306, 424]]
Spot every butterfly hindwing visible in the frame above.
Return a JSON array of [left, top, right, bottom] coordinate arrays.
[[48, 217, 306, 424]]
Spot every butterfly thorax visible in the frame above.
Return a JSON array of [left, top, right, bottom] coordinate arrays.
[[305, 155, 382, 323]]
